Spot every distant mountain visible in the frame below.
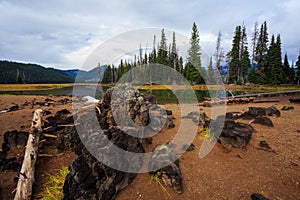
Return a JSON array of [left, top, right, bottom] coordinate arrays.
[[58, 66, 107, 82], [57, 69, 82, 78], [76, 65, 107, 82], [0, 60, 107, 83]]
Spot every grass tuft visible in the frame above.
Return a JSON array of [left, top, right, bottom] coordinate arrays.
[[39, 166, 69, 200]]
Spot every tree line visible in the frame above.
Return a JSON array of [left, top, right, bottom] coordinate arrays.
[[101, 22, 300, 85]]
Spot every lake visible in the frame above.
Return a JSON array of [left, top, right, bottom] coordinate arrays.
[[0, 85, 243, 104]]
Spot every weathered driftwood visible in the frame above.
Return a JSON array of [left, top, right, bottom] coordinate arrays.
[[14, 109, 43, 200], [253, 99, 279, 103], [200, 97, 255, 107]]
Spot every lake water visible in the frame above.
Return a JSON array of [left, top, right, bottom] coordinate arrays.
[[0, 85, 242, 104]]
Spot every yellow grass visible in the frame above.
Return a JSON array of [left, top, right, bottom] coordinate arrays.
[[0, 83, 299, 92], [0, 84, 73, 91]]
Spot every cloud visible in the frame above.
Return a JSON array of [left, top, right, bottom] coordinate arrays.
[[0, 0, 299, 69]]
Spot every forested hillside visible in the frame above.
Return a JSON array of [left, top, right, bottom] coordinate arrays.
[[0, 61, 75, 83]]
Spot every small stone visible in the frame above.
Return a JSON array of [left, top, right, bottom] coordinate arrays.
[[281, 106, 294, 111]]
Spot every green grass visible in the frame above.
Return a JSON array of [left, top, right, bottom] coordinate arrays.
[[39, 166, 69, 200], [150, 171, 171, 197]]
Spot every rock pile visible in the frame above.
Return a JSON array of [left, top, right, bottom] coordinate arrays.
[[63, 84, 176, 199]]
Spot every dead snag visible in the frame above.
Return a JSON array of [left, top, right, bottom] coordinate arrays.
[[14, 109, 43, 200]]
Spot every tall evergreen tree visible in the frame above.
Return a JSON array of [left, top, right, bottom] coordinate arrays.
[[207, 57, 215, 85], [186, 22, 206, 84], [267, 34, 283, 85], [228, 25, 241, 83], [296, 54, 300, 85], [248, 65, 257, 84], [102, 65, 112, 84], [283, 53, 292, 84], [255, 21, 269, 83], [240, 46, 251, 83], [158, 28, 168, 64], [188, 22, 201, 68]]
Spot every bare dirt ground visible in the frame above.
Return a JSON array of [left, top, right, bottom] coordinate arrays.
[[0, 94, 299, 200]]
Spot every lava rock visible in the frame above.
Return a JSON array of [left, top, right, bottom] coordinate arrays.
[[241, 106, 280, 119], [0, 156, 21, 172], [63, 127, 145, 200], [63, 84, 176, 199], [9, 105, 19, 111], [182, 143, 195, 151], [182, 111, 210, 126], [2, 130, 29, 152], [251, 193, 269, 200], [281, 106, 294, 111], [259, 141, 271, 149], [149, 142, 183, 194], [210, 118, 254, 148], [252, 116, 274, 127]]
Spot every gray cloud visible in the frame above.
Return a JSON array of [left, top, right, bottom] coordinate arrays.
[[0, 0, 299, 69]]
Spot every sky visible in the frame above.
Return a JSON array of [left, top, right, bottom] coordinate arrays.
[[0, 0, 299, 70]]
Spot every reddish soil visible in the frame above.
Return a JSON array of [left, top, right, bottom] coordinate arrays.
[[0, 94, 300, 200]]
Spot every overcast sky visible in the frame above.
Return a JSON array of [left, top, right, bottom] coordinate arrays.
[[0, 0, 299, 70]]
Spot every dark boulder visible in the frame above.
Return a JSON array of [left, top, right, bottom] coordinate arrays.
[[63, 126, 145, 200], [251, 193, 269, 200], [241, 106, 280, 119], [210, 117, 254, 148], [281, 106, 294, 111], [182, 111, 210, 126], [259, 140, 271, 149], [252, 116, 274, 127], [2, 130, 29, 152], [9, 104, 19, 111], [148, 142, 183, 194], [182, 143, 195, 151]]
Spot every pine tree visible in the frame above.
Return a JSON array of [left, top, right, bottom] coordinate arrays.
[[158, 28, 168, 64], [283, 53, 291, 84], [266, 34, 283, 85], [248, 65, 257, 84], [255, 21, 269, 83], [178, 56, 184, 74], [240, 46, 251, 83], [102, 65, 112, 84], [207, 57, 215, 85], [186, 22, 205, 84], [228, 25, 241, 83], [188, 22, 201, 68], [296, 54, 300, 85]]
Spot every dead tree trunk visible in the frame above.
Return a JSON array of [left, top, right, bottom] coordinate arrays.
[[14, 109, 43, 200]]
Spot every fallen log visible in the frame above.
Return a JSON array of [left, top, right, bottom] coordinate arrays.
[[14, 109, 43, 200], [253, 99, 279, 103], [289, 98, 300, 103]]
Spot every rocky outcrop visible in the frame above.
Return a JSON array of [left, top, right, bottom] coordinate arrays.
[[63, 126, 144, 200], [63, 84, 176, 199], [148, 142, 183, 194]]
